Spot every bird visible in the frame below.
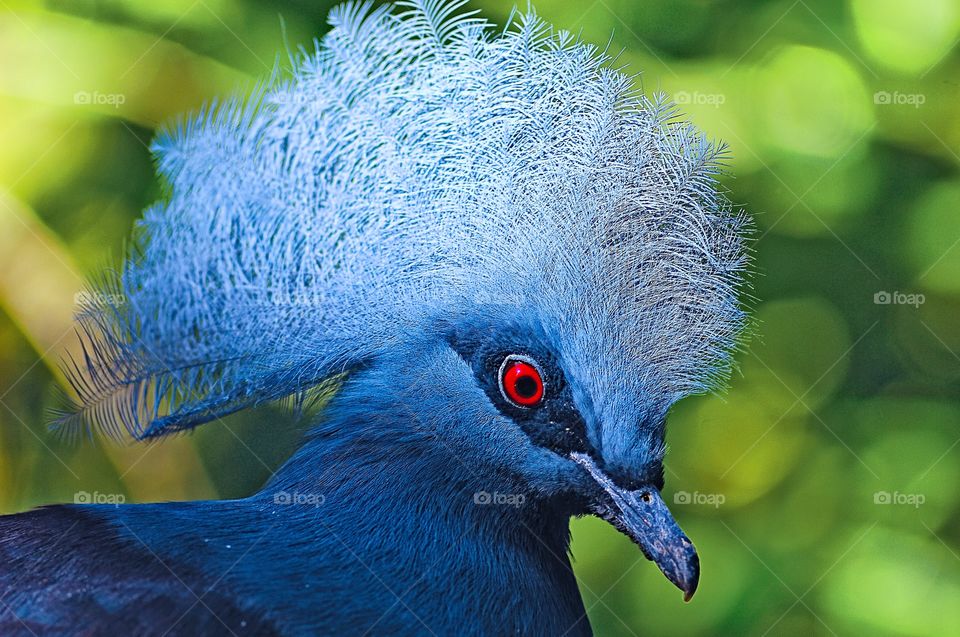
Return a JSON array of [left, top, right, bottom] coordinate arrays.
[[0, 1, 750, 635]]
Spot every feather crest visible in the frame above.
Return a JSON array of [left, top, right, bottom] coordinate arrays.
[[59, 1, 750, 439]]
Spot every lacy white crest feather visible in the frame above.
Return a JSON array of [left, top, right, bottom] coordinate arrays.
[[61, 0, 750, 440]]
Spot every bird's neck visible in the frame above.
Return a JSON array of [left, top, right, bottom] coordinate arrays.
[[249, 395, 589, 634], [267, 407, 570, 548]]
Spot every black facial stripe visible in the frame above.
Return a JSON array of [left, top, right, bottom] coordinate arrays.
[[448, 330, 593, 457]]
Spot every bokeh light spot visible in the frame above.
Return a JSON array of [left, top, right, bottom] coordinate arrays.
[[757, 46, 874, 158], [850, 0, 960, 74]]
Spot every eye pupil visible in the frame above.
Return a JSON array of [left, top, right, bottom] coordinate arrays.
[[499, 358, 545, 408], [514, 375, 537, 398]]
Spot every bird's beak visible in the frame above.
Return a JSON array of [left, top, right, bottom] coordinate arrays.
[[570, 452, 700, 601]]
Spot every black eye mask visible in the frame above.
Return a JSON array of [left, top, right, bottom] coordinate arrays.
[[450, 331, 593, 457]]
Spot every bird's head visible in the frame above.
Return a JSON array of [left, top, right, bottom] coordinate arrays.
[[61, 1, 749, 602], [368, 300, 703, 598]]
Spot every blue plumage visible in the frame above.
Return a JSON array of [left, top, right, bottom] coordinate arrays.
[[2, 1, 750, 635], [63, 0, 746, 440]]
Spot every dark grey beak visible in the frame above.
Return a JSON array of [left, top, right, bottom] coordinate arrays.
[[571, 452, 700, 601]]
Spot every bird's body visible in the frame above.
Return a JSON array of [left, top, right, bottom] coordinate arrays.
[[1, 1, 750, 634]]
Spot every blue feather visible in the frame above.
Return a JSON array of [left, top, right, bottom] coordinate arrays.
[[60, 0, 748, 441]]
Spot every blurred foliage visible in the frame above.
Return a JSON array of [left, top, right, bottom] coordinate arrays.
[[1, 0, 959, 635]]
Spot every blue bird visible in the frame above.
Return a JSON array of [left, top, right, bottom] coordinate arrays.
[[0, 1, 749, 635]]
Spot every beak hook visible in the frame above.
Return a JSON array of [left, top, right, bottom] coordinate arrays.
[[570, 452, 700, 601]]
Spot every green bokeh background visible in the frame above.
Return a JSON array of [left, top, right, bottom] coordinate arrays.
[[2, 0, 959, 635]]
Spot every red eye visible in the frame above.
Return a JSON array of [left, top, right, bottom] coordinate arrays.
[[499, 357, 545, 408]]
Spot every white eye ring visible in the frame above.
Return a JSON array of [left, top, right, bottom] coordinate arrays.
[[497, 354, 546, 408]]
